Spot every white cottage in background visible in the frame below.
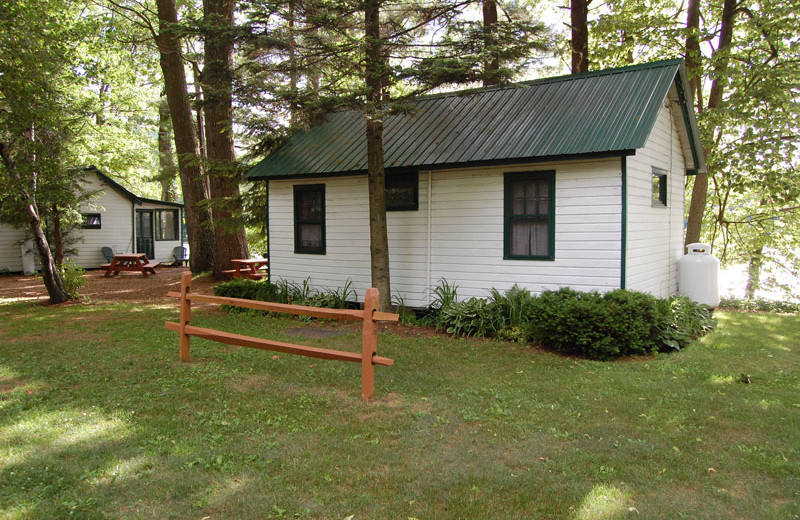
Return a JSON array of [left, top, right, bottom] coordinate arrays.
[[0, 166, 185, 273], [247, 59, 707, 307]]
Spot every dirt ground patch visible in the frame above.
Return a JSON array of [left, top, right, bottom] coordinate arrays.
[[0, 266, 218, 304]]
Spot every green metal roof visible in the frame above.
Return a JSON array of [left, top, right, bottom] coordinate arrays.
[[248, 59, 706, 179]]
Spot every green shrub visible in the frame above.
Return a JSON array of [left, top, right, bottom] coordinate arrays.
[[56, 259, 86, 299], [213, 278, 355, 311], [719, 297, 799, 314], [656, 296, 715, 352], [438, 297, 503, 337], [214, 278, 286, 303], [526, 288, 666, 360], [488, 284, 538, 332]]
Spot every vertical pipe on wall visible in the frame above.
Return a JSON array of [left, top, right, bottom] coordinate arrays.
[[265, 180, 271, 283], [620, 157, 627, 290], [426, 171, 433, 306]]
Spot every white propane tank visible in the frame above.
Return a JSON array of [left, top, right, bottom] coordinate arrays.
[[678, 243, 720, 307]]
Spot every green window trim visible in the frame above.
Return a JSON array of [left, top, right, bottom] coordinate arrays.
[[504, 171, 555, 261], [294, 184, 326, 255], [651, 167, 668, 207]]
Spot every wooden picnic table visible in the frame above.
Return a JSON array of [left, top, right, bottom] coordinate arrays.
[[223, 258, 269, 280], [102, 253, 157, 277]]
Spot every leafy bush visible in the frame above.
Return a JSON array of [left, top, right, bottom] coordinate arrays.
[[438, 297, 503, 337], [656, 296, 715, 352], [433, 286, 715, 360], [56, 259, 86, 299], [213, 278, 285, 303], [526, 288, 664, 359], [213, 277, 355, 311], [719, 297, 799, 314]]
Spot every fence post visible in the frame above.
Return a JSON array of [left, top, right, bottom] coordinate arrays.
[[179, 271, 192, 362], [361, 288, 379, 400]]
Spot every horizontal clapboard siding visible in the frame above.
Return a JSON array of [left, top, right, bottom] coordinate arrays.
[[625, 92, 686, 297], [74, 173, 135, 269], [0, 223, 28, 272], [269, 158, 622, 307], [428, 161, 620, 303]]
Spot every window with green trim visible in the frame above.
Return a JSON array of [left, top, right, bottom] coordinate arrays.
[[651, 167, 667, 207], [386, 172, 418, 211], [504, 171, 555, 260], [294, 184, 325, 254]]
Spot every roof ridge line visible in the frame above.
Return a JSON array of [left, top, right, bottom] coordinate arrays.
[[411, 58, 685, 102]]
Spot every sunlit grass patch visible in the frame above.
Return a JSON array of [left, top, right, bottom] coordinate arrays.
[[0, 304, 798, 519], [575, 484, 633, 520]]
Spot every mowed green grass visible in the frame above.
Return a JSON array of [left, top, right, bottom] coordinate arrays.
[[0, 299, 798, 519]]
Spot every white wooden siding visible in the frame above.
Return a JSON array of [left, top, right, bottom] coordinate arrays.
[[72, 173, 136, 268], [625, 92, 687, 297], [269, 158, 623, 307], [0, 223, 28, 272]]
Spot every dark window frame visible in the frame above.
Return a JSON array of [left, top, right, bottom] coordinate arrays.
[[651, 167, 668, 207], [294, 184, 326, 255], [386, 171, 419, 211], [154, 209, 180, 241], [504, 171, 556, 261], [81, 213, 102, 229]]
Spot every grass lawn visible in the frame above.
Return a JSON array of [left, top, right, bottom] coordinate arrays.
[[0, 298, 798, 519]]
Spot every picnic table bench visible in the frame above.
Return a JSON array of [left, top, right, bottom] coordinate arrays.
[[222, 258, 269, 280], [102, 253, 157, 277]]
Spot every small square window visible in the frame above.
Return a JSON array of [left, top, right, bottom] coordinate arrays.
[[652, 168, 667, 207], [386, 172, 418, 211], [82, 213, 101, 229]]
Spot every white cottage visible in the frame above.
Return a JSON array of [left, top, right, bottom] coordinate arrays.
[[247, 60, 706, 307], [0, 166, 185, 273]]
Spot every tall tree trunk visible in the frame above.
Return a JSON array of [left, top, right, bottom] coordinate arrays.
[[684, 0, 737, 247], [157, 95, 178, 202], [482, 0, 500, 86], [365, 0, 391, 311], [191, 62, 207, 161], [203, 0, 249, 277], [745, 244, 765, 299], [28, 199, 69, 302], [0, 142, 69, 303], [156, 0, 215, 272], [570, 0, 590, 73]]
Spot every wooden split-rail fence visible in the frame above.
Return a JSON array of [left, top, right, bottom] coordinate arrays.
[[165, 272, 397, 399]]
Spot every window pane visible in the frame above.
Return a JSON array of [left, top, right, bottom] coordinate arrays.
[[652, 172, 667, 206], [298, 223, 322, 249], [510, 219, 549, 257], [82, 214, 101, 229], [511, 179, 549, 215], [155, 210, 178, 240], [386, 172, 418, 211], [297, 191, 322, 220]]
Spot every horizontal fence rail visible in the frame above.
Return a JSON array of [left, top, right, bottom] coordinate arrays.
[[165, 272, 397, 399]]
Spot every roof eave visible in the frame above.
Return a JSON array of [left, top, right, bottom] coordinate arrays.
[[674, 64, 707, 174], [84, 166, 144, 204], [252, 150, 635, 181]]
